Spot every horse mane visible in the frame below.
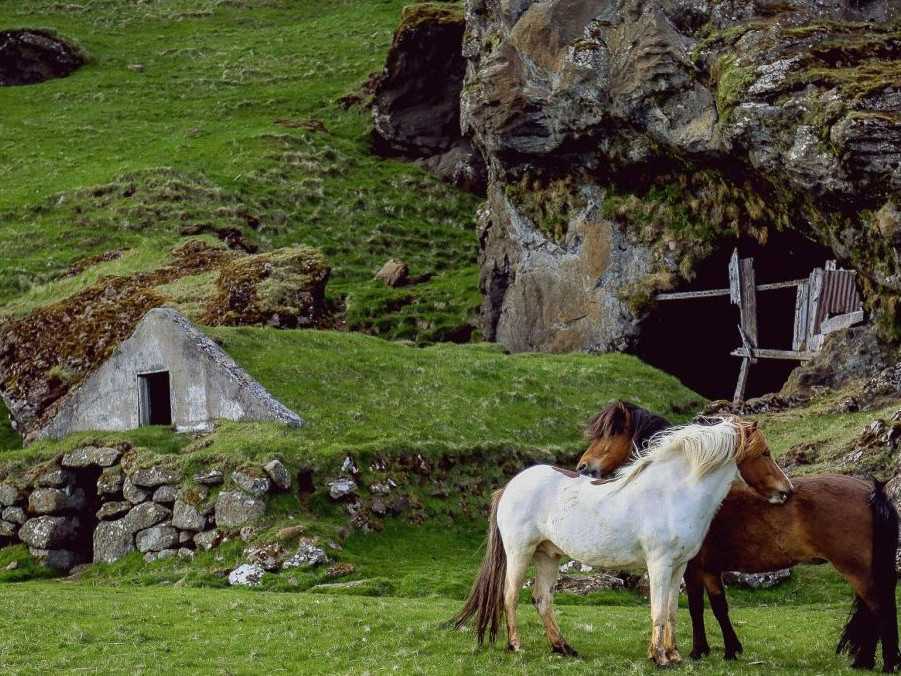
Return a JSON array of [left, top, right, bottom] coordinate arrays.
[[585, 400, 671, 450], [610, 418, 741, 489]]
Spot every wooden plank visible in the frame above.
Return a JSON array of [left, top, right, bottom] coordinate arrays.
[[739, 258, 758, 347], [757, 279, 807, 291], [728, 249, 740, 305], [826, 260, 837, 271], [792, 281, 809, 351], [737, 324, 757, 364], [655, 288, 731, 301], [820, 309, 865, 335], [807, 268, 824, 342], [731, 348, 817, 360], [733, 357, 750, 404]]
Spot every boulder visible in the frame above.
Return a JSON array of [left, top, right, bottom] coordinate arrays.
[[263, 459, 291, 491], [724, 569, 792, 589], [228, 563, 265, 587], [0, 483, 20, 506], [244, 543, 285, 572], [178, 547, 195, 560], [122, 477, 149, 504], [374, 259, 410, 288], [2, 506, 26, 525], [28, 487, 85, 514], [136, 526, 179, 553], [97, 468, 124, 496], [34, 467, 74, 488], [123, 502, 171, 532], [96, 501, 131, 521], [372, 4, 485, 192], [93, 519, 134, 563], [19, 515, 78, 549], [232, 470, 271, 497], [215, 491, 265, 529], [131, 466, 180, 488], [61, 446, 121, 468], [172, 499, 207, 532], [327, 478, 356, 500], [283, 541, 329, 569], [152, 485, 178, 504], [0, 30, 85, 87], [0, 520, 16, 538]]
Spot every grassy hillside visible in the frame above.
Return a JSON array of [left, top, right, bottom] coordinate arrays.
[[0, 0, 480, 341], [2, 328, 702, 463]]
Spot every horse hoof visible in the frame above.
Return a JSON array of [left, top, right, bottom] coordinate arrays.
[[552, 642, 579, 657], [689, 647, 710, 660], [723, 652, 739, 661], [507, 642, 521, 653], [667, 649, 682, 664], [651, 651, 672, 668]]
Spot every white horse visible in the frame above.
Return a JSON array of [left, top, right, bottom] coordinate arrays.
[[454, 418, 792, 666]]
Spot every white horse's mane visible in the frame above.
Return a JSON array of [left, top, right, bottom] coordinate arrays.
[[611, 418, 740, 488]]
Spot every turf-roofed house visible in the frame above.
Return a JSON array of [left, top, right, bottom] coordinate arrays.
[[39, 308, 302, 440]]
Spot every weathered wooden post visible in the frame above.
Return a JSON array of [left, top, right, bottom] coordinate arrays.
[[730, 250, 758, 404]]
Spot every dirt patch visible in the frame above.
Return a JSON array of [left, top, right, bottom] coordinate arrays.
[[0, 30, 86, 86]]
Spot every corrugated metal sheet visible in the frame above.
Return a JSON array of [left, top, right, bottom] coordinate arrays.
[[813, 270, 861, 331]]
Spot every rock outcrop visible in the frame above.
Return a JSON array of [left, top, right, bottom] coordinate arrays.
[[372, 3, 486, 192], [0, 30, 85, 86], [462, 0, 901, 352]]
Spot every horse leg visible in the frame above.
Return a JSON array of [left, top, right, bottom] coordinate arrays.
[[532, 550, 577, 657], [663, 563, 687, 664], [704, 572, 743, 660], [685, 562, 711, 659], [504, 548, 532, 652], [647, 560, 676, 667], [839, 570, 889, 670]]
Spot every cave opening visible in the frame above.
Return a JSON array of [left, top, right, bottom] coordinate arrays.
[[634, 233, 836, 401]]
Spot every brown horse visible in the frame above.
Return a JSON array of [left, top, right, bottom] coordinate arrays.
[[578, 401, 900, 672]]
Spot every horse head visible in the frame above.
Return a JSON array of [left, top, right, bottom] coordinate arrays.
[[734, 418, 794, 504], [577, 401, 670, 479]]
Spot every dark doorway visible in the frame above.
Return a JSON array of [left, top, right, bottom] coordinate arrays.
[[138, 371, 172, 426], [634, 234, 835, 401]]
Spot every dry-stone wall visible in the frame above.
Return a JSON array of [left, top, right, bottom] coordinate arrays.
[[0, 445, 291, 571]]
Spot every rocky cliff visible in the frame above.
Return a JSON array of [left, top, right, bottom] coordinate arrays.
[[462, 0, 900, 352]]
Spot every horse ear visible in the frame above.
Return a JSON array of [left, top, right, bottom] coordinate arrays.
[[747, 420, 758, 433]]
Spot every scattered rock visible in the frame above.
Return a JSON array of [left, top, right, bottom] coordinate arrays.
[[275, 525, 305, 542], [559, 560, 594, 574], [245, 543, 285, 572], [61, 446, 121, 468], [97, 468, 124, 496], [370, 482, 391, 495], [152, 485, 178, 504], [96, 501, 131, 521], [283, 540, 329, 569], [194, 470, 224, 486], [724, 569, 792, 589], [374, 259, 410, 288], [172, 499, 206, 531], [136, 526, 178, 553], [215, 491, 266, 528], [228, 563, 265, 587], [263, 459, 291, 491], [19, 515, 79, 549], [553, 572, 626, 595], [178, 547, 195, 560], [232, 470, 271, 497], [0, 520, 16, 538], [5, 560, 17, 571], [28, 487, 85, 514], [327, 478, 356, 500], [326, 562, 355, 578], [131, 466, 180, 488], [122, 477, 149, 504], [1, 506, 26, 525], [0, 483, 19, 506], [193, 530, 221, 551], [34, 467, 74, 488], [371, 498, 387, 516], [239, 526, 258, 542], [178, 530, 194, 545], [127, 63, 145, 73]]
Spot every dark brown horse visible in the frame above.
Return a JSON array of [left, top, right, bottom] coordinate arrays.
[[578, 401, 900, 672]]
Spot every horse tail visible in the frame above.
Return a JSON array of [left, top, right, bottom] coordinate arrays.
[[837, 480, 899, 669], [452, 488, 507, 645]]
